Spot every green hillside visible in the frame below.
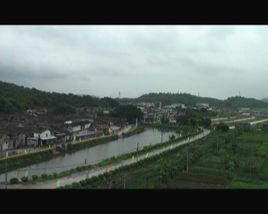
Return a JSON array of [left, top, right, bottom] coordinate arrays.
[[223, 96, 268, 108], [0, 81, 119, 113], [262, 98, 268, 103], [120, 92, 223, 107], [118, 93, 268, 109]]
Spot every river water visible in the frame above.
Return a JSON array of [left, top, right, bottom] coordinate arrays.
[[0, 128, 177, 182]]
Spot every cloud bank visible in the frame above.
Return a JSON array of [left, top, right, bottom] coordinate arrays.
[[0, 25, 268, 99]]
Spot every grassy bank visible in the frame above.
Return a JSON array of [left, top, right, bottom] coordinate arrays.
[[8, 128, 202, 185], [71, 135, 119, 152], [122, 125, 145, 137], [0, 149, 54, 174], [0, 134, 119, 175]]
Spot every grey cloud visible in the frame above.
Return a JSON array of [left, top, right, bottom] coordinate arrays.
[[0, 25, 268, 99]]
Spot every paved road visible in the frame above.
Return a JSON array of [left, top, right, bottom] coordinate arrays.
[[211, 116, 237, 123], [249, 118, 268, 125], [3, 129, 210, 189], [229, 118, 268, 129], [221, 117, 255, 124]]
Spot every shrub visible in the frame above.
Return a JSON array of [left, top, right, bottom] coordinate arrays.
[[21, 176, 28, 182], [216, 123, 229, 132], [10, 178, 19, 184], [32, 175, 38, 181], [41, 173, 48, 180], [71, 182, 81, 189]]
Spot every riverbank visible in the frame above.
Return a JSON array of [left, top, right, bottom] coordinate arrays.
[[0, 125, 142, 175], [3, 129, 209, 188], [0, 133, 117, 174], [122, 125, 145, 137]]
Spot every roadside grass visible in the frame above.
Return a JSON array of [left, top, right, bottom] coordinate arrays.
[[229, 180, 268, 189]]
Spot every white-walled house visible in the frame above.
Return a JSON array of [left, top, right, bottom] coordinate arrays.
[[0, 134, 8, 151], [33, 129, 56, 146]]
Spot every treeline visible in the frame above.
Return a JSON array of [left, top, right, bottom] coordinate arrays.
[[0, 81, 119, 113], [224, 96, 268, 108], [135, 92, 222, 107], [167, 108, 216, 128], [119, 92, 268, 109], [179, 108, 216, 128]]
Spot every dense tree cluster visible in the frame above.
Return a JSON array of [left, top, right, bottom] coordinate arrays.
[[110, 105, 143, 123], [215, 122, 230, 132], [177, 109, 214, 128]]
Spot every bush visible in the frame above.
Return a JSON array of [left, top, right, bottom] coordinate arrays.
[[10, 178, 19, 184], [71, 182, 81, 189], [216, 123, 229, 132], [32, 175, 38, 181], [21, 176, 28, 182], [41, 173, 48, 180]]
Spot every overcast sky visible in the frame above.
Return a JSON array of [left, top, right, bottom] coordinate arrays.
[[0, 25, 267, 100]]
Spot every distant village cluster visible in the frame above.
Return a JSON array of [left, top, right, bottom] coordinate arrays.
[[2, 100, 268, 154], [136, 101, 212, 124], [0, 107, 128, 152]]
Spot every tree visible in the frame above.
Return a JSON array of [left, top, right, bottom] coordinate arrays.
[[201, 117, 211, 128], [215, 122, 229, 132], [111, 105, 143, 123], [169, 135, 176, 141], [53, 104, 76, 115]]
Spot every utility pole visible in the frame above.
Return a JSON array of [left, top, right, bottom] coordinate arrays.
[[161, 131, 163, 143], [136, 143, 139, 161], [186, 144, 189, 174], [122, 175, 126, 189], [5, 151, 8, 189]]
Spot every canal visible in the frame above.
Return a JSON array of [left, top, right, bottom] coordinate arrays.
[[0, 128, 177, 182]]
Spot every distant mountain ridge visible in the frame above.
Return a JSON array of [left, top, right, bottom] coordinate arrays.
[[119, 93, 268, 109], [0, 80, 267, 112]]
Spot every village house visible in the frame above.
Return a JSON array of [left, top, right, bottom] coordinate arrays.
[[64, 119, 98, 142], [0, 133, 8, 152], [33, 129, 57, 146], [109, 126, 121, 134], [196, 103, 210, 110]]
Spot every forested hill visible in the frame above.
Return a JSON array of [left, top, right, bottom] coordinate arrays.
[[118, 93, 268, 109], [119, 92, 222, 107], [224, 96, 268, 108], [262, 98, 268, 103], [0, 81, 119, 113]]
